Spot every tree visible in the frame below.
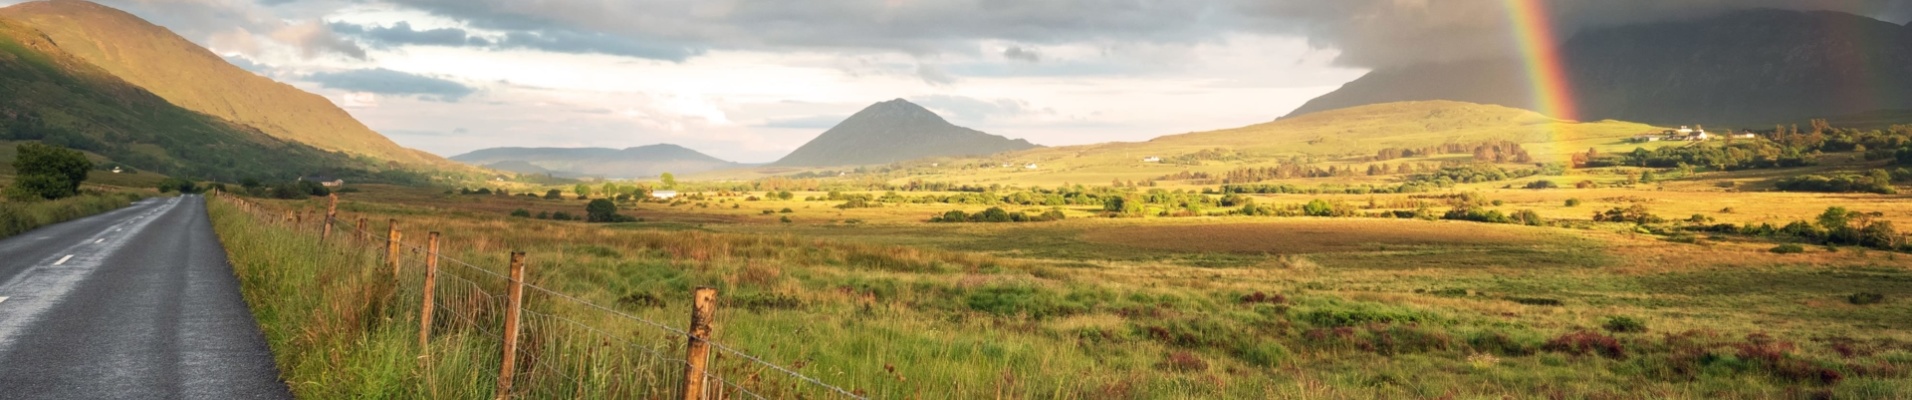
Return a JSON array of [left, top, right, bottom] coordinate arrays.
[[574, 184, 593, 199], [544, 189, 563, 200], [585, 199, 620, 222], [7, 142, 92, 200], [660, 173, 677, 189]]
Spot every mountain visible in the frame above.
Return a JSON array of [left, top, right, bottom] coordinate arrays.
[[1288, 9, 1912, 127], [449, 144, 737, 179], [0, 16, 378, 181], [0, 0, 459, 170], [771, 99, 1038, 167]]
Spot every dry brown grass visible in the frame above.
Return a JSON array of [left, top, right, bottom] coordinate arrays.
[[1077, 218, 1553, 254]]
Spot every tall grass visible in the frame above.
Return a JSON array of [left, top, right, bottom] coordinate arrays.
[[0, 192, 143, 239], [212, 195, 1912, 399]]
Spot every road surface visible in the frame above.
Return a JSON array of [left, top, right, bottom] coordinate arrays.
[[0, 195, 289, 399]]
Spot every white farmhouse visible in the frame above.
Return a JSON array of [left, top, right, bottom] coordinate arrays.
[[1142, 156, 1162, 163]]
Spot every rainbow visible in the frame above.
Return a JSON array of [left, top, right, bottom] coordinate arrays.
[[1503, 0, 1578, 122]]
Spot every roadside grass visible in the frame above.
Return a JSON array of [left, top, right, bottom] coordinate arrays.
[[0, 191, 143, 239], [211, 190, 1912, 398]]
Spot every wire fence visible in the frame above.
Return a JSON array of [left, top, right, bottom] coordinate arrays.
[[214, 192, 867, 399]]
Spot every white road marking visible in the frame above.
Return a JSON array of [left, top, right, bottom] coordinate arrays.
[[94, 239, 104, 244], [53, 255, 73, 265]]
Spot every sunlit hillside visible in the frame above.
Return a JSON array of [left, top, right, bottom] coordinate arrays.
[[870, 101, 1663, 186]]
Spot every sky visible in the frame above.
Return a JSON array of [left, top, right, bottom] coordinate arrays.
[[6, 0, 1910, 163]]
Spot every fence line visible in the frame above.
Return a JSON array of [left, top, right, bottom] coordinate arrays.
[[211, 191, 866, 400]]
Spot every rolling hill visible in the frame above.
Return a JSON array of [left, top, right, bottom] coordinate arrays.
[[771, 99, 1037, 167], [1288, 9, 1912, 127], [450, 144, 738, 179], [0, 0, 459, 170], [0, 16, 379, 181], [895, 100, 1659, 186]]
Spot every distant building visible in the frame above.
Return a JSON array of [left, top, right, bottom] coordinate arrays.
[[299, 175, 345, 187], [1630, 134, 1662, 143], [111, 166, 123, 174], [1732, 132, 1758, 139], [652, 190, 679, 199], [1024, 163, 1039, 170], [1142, 156, 1162, 163]]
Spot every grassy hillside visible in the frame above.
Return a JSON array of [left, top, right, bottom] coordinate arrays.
[[0, 0, 464, 171], [871, 101, 1660, 186], [0, 16, 404, 182], [450, 144, 739, 179]]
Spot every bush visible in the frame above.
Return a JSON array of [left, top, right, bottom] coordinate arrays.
[[1602, 316, 1647, 333], [1543, 331, 1626, 359], [1524, 180, 1558, 189], [509, 209, 531, 218], [1564, 198, 1581, 207], [6, 142, 92, 200], [1847, 292, 1885, 305], [1770, 243, 1806, 254], [585, 199, 620, 222], [1507, 297, 1563, 306], [544, 189, 563, 199]]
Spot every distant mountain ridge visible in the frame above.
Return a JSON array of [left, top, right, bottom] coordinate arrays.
[[1288, 9, 1912, 127], [0, 0, 463, 171], [771, 99, 1038, 167], [450, 144, 737, 179]]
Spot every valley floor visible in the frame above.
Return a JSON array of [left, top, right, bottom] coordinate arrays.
[[240, 182, 1912, 399]]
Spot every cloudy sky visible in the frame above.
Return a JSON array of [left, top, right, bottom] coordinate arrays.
[[7, 0, 1910, 162]]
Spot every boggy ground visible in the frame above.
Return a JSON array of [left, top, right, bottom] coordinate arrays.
[[239, 184, 1912, 399]]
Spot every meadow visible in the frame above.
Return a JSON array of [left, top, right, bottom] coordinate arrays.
[[220, 174, 1912, 398]]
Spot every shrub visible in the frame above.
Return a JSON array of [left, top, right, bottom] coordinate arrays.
[[1506, 297, 1563, 306], [1848, 292, 1885, 305], [1239, 292, 1286, 305], [1524, 180, 1559, 189], [585, 199, 629, 222], [779, 208, 793, 213], [1160, 351, 1208, 372], [544, 189, 563, 199], [5, 142, 91, 200], [1770, 243, 1806, 254], [509, 209, 531, 218], [1233, 342, 1290, 367], [779, 216, 792, 224], [1564, 198, 1581, 207], [1602, 316, 1647, 333], [1543, 331, 1626, 359]]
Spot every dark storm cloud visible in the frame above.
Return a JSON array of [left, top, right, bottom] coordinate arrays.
[[329, 21, 476, 48], [1002, 46, 1040, 62], [376, 0, 1912, 69], [306, 68, 475, 101], [1240, 0, 1912, 68], [494, 29, 703, 61]]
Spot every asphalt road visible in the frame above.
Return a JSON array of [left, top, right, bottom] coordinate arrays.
[[0, 195, 290, 399]]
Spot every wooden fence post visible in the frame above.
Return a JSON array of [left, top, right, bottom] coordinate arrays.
[[356, 218, 367, 243], [680, 287, 718, 400], [322, 194, 338, 242], [419, 232, 441, 352], [496, 252, 527, 400], [386, 220, 402, 278]]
